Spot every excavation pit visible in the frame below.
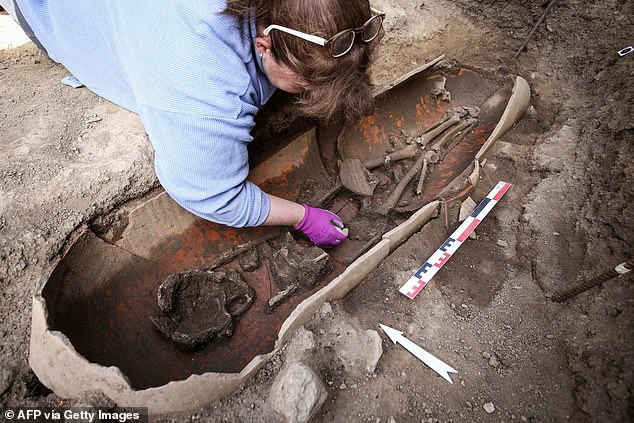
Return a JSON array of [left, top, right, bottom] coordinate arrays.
[[30, 58, 529, 414]]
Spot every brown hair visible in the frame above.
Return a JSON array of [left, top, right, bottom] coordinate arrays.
[[226, 0, 378, 123]]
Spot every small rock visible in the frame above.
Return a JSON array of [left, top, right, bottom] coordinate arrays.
[[483, 402, 496, 414], [489, 356, 499, 368], [546, 334, 554, 339], [285, 327, 316, 361], [482, 352, 491, 359], [327, 323, 383, 374], [496, 240, 509, 247], [339, 383, 346, 390], [407, 323, 416, 335], [318, 302, 333, 316], [387, 417, 397, 423], [269, 362, 327, 423]]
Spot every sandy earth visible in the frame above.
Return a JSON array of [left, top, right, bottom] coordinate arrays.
[[1, 0, 632, 422]]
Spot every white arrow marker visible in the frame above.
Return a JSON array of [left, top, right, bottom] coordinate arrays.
[[380, 324, 458, 384]]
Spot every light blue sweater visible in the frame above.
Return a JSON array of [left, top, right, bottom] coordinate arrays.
[[18, 0, 276, 227]]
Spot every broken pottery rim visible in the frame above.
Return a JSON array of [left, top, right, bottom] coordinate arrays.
[[29, 201, 440, 413]]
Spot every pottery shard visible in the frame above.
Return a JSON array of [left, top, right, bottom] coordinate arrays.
[[269, 233, 332, 292], [340, 158, 377, 196], [459, 196, 477, 222], [151, 269, 255, 349]]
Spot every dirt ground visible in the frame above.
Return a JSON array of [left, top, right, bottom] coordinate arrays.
[[1, 0, 632, 422]]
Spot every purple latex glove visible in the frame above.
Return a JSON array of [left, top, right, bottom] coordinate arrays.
[[294, 204, 349, 248]]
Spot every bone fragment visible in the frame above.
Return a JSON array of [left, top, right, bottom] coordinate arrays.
[[468, 159, 480, 189], [377, 154, 426, 215], [418, 115, 462, 146], [311, 252, 330, 264], [204, 233, 279, 271], [430, 75, 451, 102], [339, 158, 378, 196], [267, 285, 298, 311], [415, 159, 428, 195], [364, 144, 418, 169], [420, 114, 451, 135], [465, 106, 480, 118], [429, 75, 446, 95], [418, 106, 470, 136], [431, 119, 473, 153]]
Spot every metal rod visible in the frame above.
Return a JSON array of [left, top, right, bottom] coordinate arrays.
[[514, 0, 557, 59], [551, 258, 633, 303]]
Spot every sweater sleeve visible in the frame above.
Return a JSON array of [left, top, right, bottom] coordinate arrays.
[[140, 105, 271, 228]]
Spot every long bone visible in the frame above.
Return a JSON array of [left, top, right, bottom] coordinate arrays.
[[417, 114, 462, 146], [415, 158, 429, 195], [439, 119, 479, 155], [377, 154, 426, 215], [339, 144, 420, 196], [430, 119, 474, 153], [364, 144, 419, 169]]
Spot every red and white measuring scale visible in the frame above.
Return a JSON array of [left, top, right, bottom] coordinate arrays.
[[399, 181, 512, 299]]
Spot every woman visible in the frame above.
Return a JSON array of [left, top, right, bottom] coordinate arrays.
[[3, 0, 382, 247]]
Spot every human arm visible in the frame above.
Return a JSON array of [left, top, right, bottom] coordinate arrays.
[[263, 196, 348, 247], [141, 106, 348, 249]]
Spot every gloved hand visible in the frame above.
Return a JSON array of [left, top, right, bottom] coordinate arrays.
[[294, 204, 349, 248]]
